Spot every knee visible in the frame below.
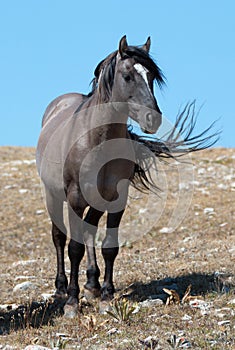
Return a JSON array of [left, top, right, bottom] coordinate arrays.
[[102, 247, 119, 261], [68, 240, 85, 258]]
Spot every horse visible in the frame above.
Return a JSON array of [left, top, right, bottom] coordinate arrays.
[[36, 36, 217, 317]]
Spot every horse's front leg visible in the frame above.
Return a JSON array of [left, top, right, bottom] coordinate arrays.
[[101, 210, 124, 305], [83, 207, 104, 298]]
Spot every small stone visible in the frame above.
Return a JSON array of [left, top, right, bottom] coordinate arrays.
[[41, 293, 54, 301], [13, 281, 37, 292], [228, 298, 235, 305], [19, 189, 28, 194], [35, 209, 45, 215], [107, 327, 120, 335], [159, 227, 173, 234], [139, 298, 164, 308], [24, 346, 51, 350], [12, 260, 37, 267], [218, 320, 230, 326], [182, 314, 192, 321], [203, 207, 214, 214]]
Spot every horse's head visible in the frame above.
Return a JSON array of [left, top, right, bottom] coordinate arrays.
[[112, 36, 164, 134]]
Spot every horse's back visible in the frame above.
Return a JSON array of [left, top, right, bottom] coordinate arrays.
[[41, 93, 84, 127], [36, 92, 86, 194]]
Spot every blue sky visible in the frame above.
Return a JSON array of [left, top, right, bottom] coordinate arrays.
[[0, 1, 234, 147]]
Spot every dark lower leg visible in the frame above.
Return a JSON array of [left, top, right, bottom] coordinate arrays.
[[84, 208, 104, 296], [52, 222, 68, 296], [66, 201, 85, 306], [101, 210, 124, 301], [67, 239, 85, 305], [101, 246, 119, 300]]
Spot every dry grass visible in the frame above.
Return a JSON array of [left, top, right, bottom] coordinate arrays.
[[0, 146, 235, 349]]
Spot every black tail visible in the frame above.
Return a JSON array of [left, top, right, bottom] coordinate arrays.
[[129, 101, 220, 191]]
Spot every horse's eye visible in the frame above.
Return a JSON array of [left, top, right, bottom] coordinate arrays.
[[124, 75, 131, 82]]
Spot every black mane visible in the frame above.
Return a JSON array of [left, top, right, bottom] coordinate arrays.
[[89, 46, 165, 102]]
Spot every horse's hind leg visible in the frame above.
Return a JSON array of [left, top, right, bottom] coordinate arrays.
[[52, 222, 68, 297], [64, 199, 86, 318], [45, 191, 68, 298], [83, 207, 104, 298]]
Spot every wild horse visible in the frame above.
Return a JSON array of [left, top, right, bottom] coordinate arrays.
[[36, 36, 217, 317]]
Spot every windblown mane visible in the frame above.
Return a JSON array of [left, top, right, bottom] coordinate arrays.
[[129, 101, 220, 192], [89, 46, 165, 103]]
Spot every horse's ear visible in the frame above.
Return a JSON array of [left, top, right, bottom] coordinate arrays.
[[142, 36, 151, 53], [119, 35, 128, 58]]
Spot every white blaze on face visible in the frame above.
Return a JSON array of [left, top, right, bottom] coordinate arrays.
[[134, 63, 152, 95]]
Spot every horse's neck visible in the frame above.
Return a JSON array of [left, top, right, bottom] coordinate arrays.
[[83, 96, 129, 140]]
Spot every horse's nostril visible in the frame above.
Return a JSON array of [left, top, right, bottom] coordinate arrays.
[[146, 113, 152, 124]]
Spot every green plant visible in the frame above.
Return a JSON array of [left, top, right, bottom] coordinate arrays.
[[107, 298, 138, 322]]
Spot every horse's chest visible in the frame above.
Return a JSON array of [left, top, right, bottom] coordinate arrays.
[[79, 158, 134, 211]]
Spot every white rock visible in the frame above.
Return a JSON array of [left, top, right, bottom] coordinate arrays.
[[159, 227, 173, 234], [23, 159, 36, 165], [19, 189, 28, 194], [198, 168, 205, 175], [217, 183, 228, 190], [12, 260, 37, 267], [13, 281, 37, 292], [228, 298, 235, 305], [41, 293, 54, 301], [203, 207, 214, 214], [218, 320, 230, 326], [182, 314, 192, 321], [35, 209, 45, 215], [15, 275, 36, 281], [139, 298, 163, 308], [24, 346, 51, 350]]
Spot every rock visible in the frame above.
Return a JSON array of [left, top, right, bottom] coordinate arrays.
[[139, 298, 164, 308], [182, 314, 192, 321], [12, 260, 37, 267], [217, 320, 230, 326], [19, 189, 28, 194], [35, 209, 45, 215], [203, 207, 214, 214], [13, 281, 37, 292], [15, 275, 36, 281], [228, 298, 235, 305], [139, 336, 158, 348], [159, 227, 173, 234], [41, 293, 54, 301], [24, 346, 51, 350]]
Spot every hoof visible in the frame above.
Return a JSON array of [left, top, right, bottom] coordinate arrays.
[[84, 287, 101, 300], [63, 303, 78, 318], [99, 300, 112, 314]]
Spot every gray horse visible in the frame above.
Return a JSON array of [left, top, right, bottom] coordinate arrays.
[[36, 36, 217, 317]]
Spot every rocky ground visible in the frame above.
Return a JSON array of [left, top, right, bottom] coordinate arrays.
[[0, 146, 234, 349]]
